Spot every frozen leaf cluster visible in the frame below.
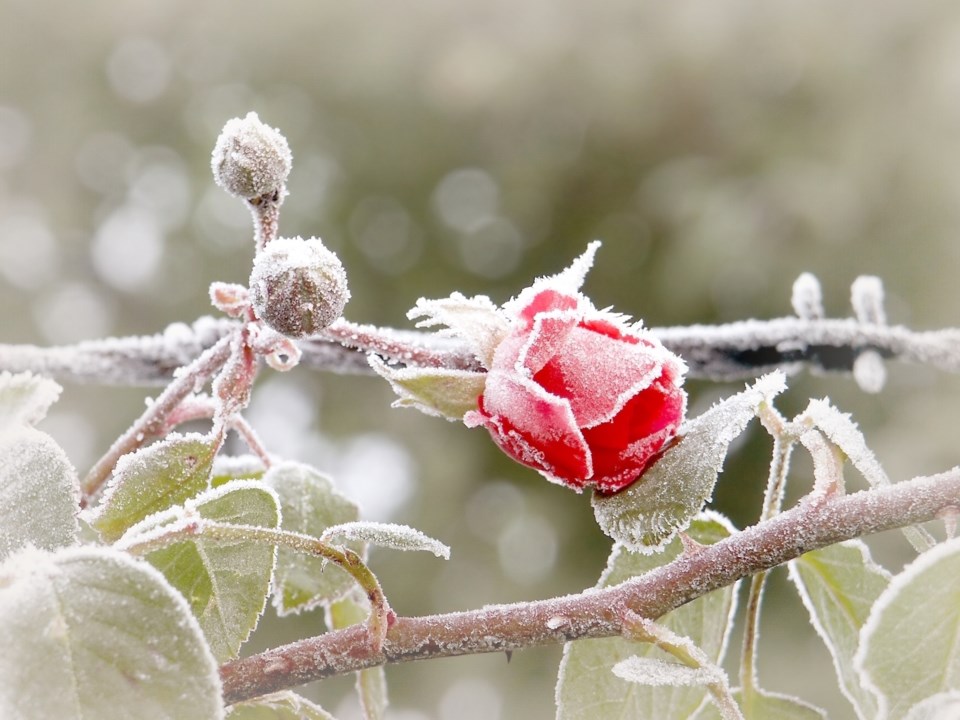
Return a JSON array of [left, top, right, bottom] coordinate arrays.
[[211, 111, 291, 200]]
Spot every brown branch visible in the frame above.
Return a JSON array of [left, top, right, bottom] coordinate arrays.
[[220, 467, 960, 705]]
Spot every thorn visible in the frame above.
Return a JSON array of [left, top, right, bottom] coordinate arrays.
[[938, 506, 959, 540], [504, 650, 513, 664], [679, 532, 705, 555]]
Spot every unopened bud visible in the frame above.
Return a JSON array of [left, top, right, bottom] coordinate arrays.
[[249, 237, 350, 337], [211, 112, 292, 199]]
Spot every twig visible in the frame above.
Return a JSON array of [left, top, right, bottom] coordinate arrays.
[[4, 316, 960, 386], [219, 466, 960, 704]]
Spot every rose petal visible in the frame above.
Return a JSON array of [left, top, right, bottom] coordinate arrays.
[[466, 369, 592, 488], [511, 289, 582, 376]]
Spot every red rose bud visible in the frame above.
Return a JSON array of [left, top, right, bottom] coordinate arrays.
[[249, 237, 350, 338], [464, 243, 687, 493]]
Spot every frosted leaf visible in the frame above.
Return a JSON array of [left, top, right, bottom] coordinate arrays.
[[211, 111, 291, 199], [226, 691, 335, 720], [140, 481, 280, 663], [0, 546, 223, 720], [557, 513, 738, 720], [692, 688, 826, 720], [788, 540, 889, 720], [0, 426, 80, 560], [408, 292, 509, 367], [211, 453, 267, 486], [850, 275, 886, 325], [87, 431, 220, 542], [904, 692, 960, 720], [791, 273, 824, 320], [263, 461, 362, 616], [0, 371, 61, 430], [322, 521, 450, 559], [802, 399, 935, 551], [592, 373, 785, 551], [368, 354, 486, 421], [505, 241, 600, 314], [854, 536, 960, 719], [612, 656, 720, 687]]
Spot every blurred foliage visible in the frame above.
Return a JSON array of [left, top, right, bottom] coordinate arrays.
[[3, 0, 960, 716]]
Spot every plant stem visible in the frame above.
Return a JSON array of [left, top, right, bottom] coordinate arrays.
[[80, 331, 237, 505], [220, 466, 960, 704]]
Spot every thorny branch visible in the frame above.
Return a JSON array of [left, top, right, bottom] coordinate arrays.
[[220, 466, 960, 705], [3, 315, 960, 387]]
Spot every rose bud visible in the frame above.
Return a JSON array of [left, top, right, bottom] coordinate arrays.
[[465, 281, 686, 493], [249, 237, 350, 338], [211, 111, 292, 200]]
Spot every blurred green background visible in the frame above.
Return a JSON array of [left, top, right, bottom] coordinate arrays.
[[3, 0, 960, 717]]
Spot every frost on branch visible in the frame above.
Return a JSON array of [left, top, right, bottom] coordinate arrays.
[[592, 372, 786, 552]]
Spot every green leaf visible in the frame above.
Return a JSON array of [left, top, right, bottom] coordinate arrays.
[[211, 454, 267, 488], [0, 426, 79, 560], [0, 371, 61, 431], [226, 691, 335, 719], [144, 481, 280, 662], [693, 688, 826, 720], [854, 536, 960, 719], [329, 592, 388, 719], [556, 513, 738, 720], [788, 540, 889, 719], [592, 373, 785, 552], [89, 432, 220, 542], [904, 692, 960, 720], [0, 546, 223, 720], [322, 521, 450, 559], [263, 461, 362, 615], [368, 355, 486, 420]]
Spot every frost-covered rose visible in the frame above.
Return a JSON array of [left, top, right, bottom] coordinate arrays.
[[371, 242, 687, 493]]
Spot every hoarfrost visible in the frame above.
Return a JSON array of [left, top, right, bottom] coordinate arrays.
[[850, 276, 886, 326], [322, 521, 450, 559], [211, 111, 291, 199], [408, 292, 508, 368], [0, 371, 61, 430], [904, 692, 960, 720], [612, 656, 720, 687], [791, 273, 825, 320], [852, 350, 886, 394]]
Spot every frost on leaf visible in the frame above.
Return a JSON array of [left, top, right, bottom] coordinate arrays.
[[556, 513, 738, 720], [408, 292, 508, 368], [140, 481, 280, 663], [368, 354, 486, 421], [788, 540, 889, 720], [612, 656, 720, 687], [903, 692, 960, 720], [263, 461, 363, 616], [322, 521, 450, 559], [87, 432, 220, 543], [226, 691, 336, 720], [0, 546, 224, 720], [0, 371, 61, 431], [592, 372, 785, 552], [0, 426, 79, 560], [854, 536, 960, 719]]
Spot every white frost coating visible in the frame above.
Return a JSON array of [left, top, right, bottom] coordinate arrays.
[[612, 656, 720, 687], [792, 273, 825, 320], [592, 373, 785, 552], [502, 241, 600, 318], [211, 111, 291, 199], [0, 371, 62, 431], [0, 426, 80, 560], [211, 453, 267, 479], [0, 545, 225, 720], [903, 691, 960, 720], [321, 521, 450, 559], [853, 350, 887, 394], [367, 354, 486, 421], [854, 536, 960, 720], [408, 292, 509, 368], [850, 276, 886, 326], [546, 616, 569, 630]]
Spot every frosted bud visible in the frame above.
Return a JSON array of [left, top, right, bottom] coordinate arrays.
[[851, 275, 886, 325], [211, 112, 292, 199], [791, 272, 824, 320], [249, 237, 350, 337]]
